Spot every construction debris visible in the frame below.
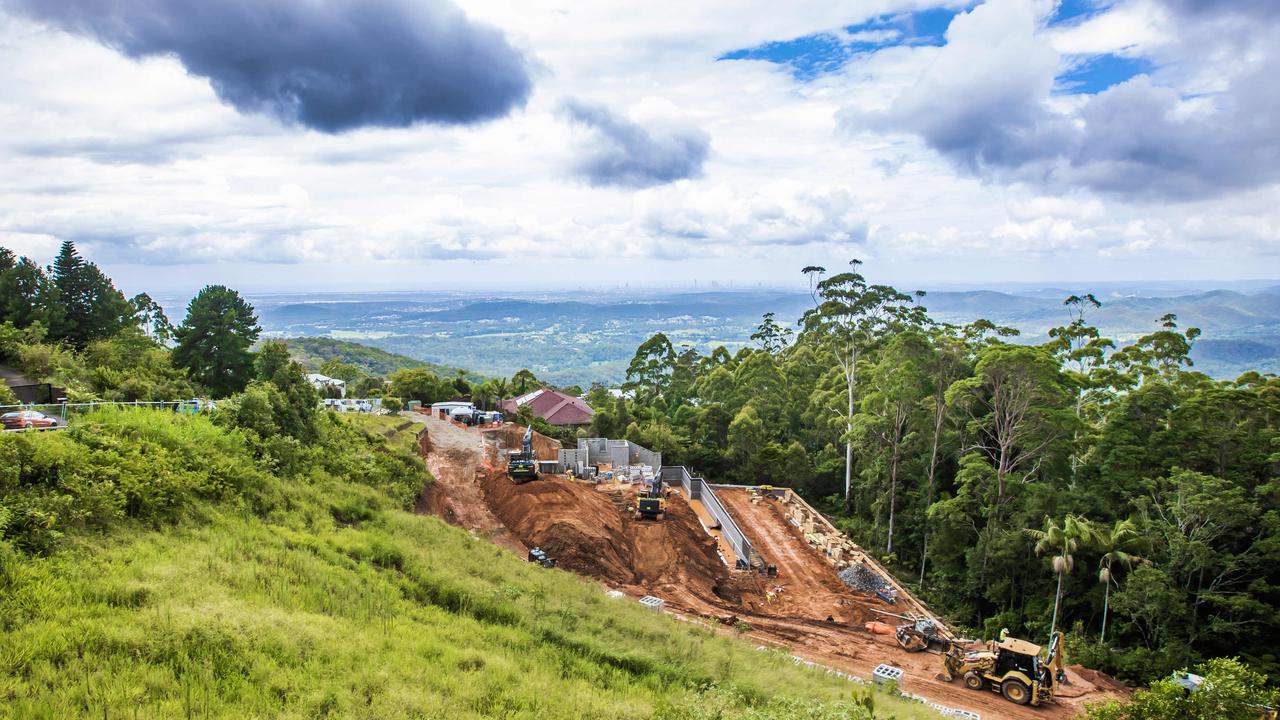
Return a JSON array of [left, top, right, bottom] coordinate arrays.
[[838, 563, 898, 604]]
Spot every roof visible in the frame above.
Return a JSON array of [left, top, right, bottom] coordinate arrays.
[[305, 373, 345, 386], [997, 637, 1042, 657], [501, 388, 594, 426]]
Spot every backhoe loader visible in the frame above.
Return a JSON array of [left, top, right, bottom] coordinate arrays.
[[941, 630, 1064, 707]]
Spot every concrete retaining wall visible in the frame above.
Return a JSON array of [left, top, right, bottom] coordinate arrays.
[[662, 467, 756, 569], [581, 438, 662, 473]]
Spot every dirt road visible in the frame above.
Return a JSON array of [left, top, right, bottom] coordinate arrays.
[[413, 414, 525, 553]]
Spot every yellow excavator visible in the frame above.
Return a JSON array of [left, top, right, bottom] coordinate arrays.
[[941, 630, 1064, 708]]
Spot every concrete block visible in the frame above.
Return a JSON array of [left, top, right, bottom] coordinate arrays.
[[639, 595, 665, 612], [872, 664, 903, 687]]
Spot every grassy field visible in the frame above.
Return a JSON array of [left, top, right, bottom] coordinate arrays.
[[1, 409, 940, 719]]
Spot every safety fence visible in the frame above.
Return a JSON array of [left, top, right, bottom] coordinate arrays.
[[0, 400, 207, 431], [662, 466, 758, 570], [1, 397, 389, 432]]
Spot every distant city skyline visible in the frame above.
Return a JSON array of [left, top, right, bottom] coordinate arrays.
[[2, 0, 1278, 292]]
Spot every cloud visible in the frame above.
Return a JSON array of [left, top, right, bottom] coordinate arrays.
[[561, 99, 710, 188], [842, 0, 1280, 200], [3, 0, 532, 133]]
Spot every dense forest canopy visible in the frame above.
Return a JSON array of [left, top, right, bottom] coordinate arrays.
[[595, 261, 1279, 687]]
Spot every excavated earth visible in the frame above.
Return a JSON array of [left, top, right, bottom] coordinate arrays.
[[410, 414, 1126, 719]]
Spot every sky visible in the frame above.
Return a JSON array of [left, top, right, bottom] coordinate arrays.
[[0, 0, 1277, 294]]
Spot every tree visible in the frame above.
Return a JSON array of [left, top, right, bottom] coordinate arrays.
[[918, 329, 969, 585], [511, 368, 540, 395], [856, 331, 930, 555], [751, 312, 792, 354], [130, 292, 174, 344], [389, 368, 452, 404], [623, 333, 676, 404], [172, 285, 261, 398], [50, 241, 134, 347], [1084, 657, 1277, 720], [0, 256, 62, 330], [319, 358, 361, 384], [1046, 294, 1115, 484], [1093, 517, 1148, 643], [948, 344, 1073, 530], [1024, 513, 1092, 638], [1110, 314, 1202, 385], [253, 339, 319, 442], [799, 260, 924, 504]]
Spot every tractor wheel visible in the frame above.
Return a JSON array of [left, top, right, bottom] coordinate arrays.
[[963, 672, 985, 691], [1002, 679, 1031, 705]]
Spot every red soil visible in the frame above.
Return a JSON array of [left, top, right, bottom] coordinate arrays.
[[411, 414, 1126, 719]]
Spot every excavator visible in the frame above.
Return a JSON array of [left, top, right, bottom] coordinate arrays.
[[634, 476, 665, 520], [508, 427, 539, 483], [941, 630, 1064, 708]]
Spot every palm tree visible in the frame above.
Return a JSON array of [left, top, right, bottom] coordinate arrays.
[[1024, 513, 1092, 638], [1092, 517, 1147, 643]]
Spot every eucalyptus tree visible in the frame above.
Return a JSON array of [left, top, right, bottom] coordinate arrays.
[[856, 330, 931, 555], [1025, 513, 1092, 638], [948, 344, 1074, 529], [623, 333, 676, 405], [130, 292, 174, 344], [918, 327, 971, 585], [751, 312, 793, 354], [1046, 294, 1116, 483], [799, 260, 925, 504]]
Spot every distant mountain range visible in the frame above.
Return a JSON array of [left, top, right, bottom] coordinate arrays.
[[193, 285, 1279, 386]]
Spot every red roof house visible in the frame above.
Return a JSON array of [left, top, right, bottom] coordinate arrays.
[[501, 388, 594, 427]]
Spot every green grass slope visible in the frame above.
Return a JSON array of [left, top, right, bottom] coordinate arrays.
[[0, 409, 938, 720]]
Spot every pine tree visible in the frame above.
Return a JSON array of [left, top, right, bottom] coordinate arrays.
[[172, 285, 261, 398], [50, 241, 132, 346]]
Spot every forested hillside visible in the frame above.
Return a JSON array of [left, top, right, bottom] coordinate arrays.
[[281, 336, 464, 379], [4, 243, 1278, 717], [594, 261, 1280, 690]]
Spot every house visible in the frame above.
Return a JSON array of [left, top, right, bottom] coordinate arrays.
[[305, 373, 346, 398], [501, 388, 594, 427]]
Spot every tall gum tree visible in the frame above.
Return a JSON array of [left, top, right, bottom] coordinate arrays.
[[799, 260, 924, 505]]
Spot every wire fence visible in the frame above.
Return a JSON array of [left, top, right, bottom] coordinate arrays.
[[1, 397, 388, 432]]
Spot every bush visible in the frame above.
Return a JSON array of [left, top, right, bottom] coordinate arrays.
[[382, 396, 403, 412]]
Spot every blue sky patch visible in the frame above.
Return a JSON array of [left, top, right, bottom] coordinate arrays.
[[717, 6, 968, 80], [1057, 53, 1151, 94], [1049, 0, 1109, 26]]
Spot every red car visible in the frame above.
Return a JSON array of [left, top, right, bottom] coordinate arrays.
[[0, 410, 59, 430]]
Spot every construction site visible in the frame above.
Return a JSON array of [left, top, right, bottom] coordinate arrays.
[[411, 412, 1128, 720]]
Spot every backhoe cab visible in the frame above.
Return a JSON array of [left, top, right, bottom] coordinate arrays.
[[941, 630, 1063, 708]]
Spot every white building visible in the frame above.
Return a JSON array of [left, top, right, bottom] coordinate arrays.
[[305, 373, 346, 398]]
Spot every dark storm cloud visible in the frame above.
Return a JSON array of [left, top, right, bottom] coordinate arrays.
[[4, 0, 532, 133], [561, 99, 710, 188]]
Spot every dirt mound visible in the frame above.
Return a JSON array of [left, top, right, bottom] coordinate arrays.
[[486, 424, 561, 461], [479, 470, 736, 605], [1060, 665, 1132, 700]]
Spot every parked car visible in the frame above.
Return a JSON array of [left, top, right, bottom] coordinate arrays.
[[1, 410, 59, 430]]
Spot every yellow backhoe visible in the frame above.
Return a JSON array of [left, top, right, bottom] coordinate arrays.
[[941, 630, 1064, 708]]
